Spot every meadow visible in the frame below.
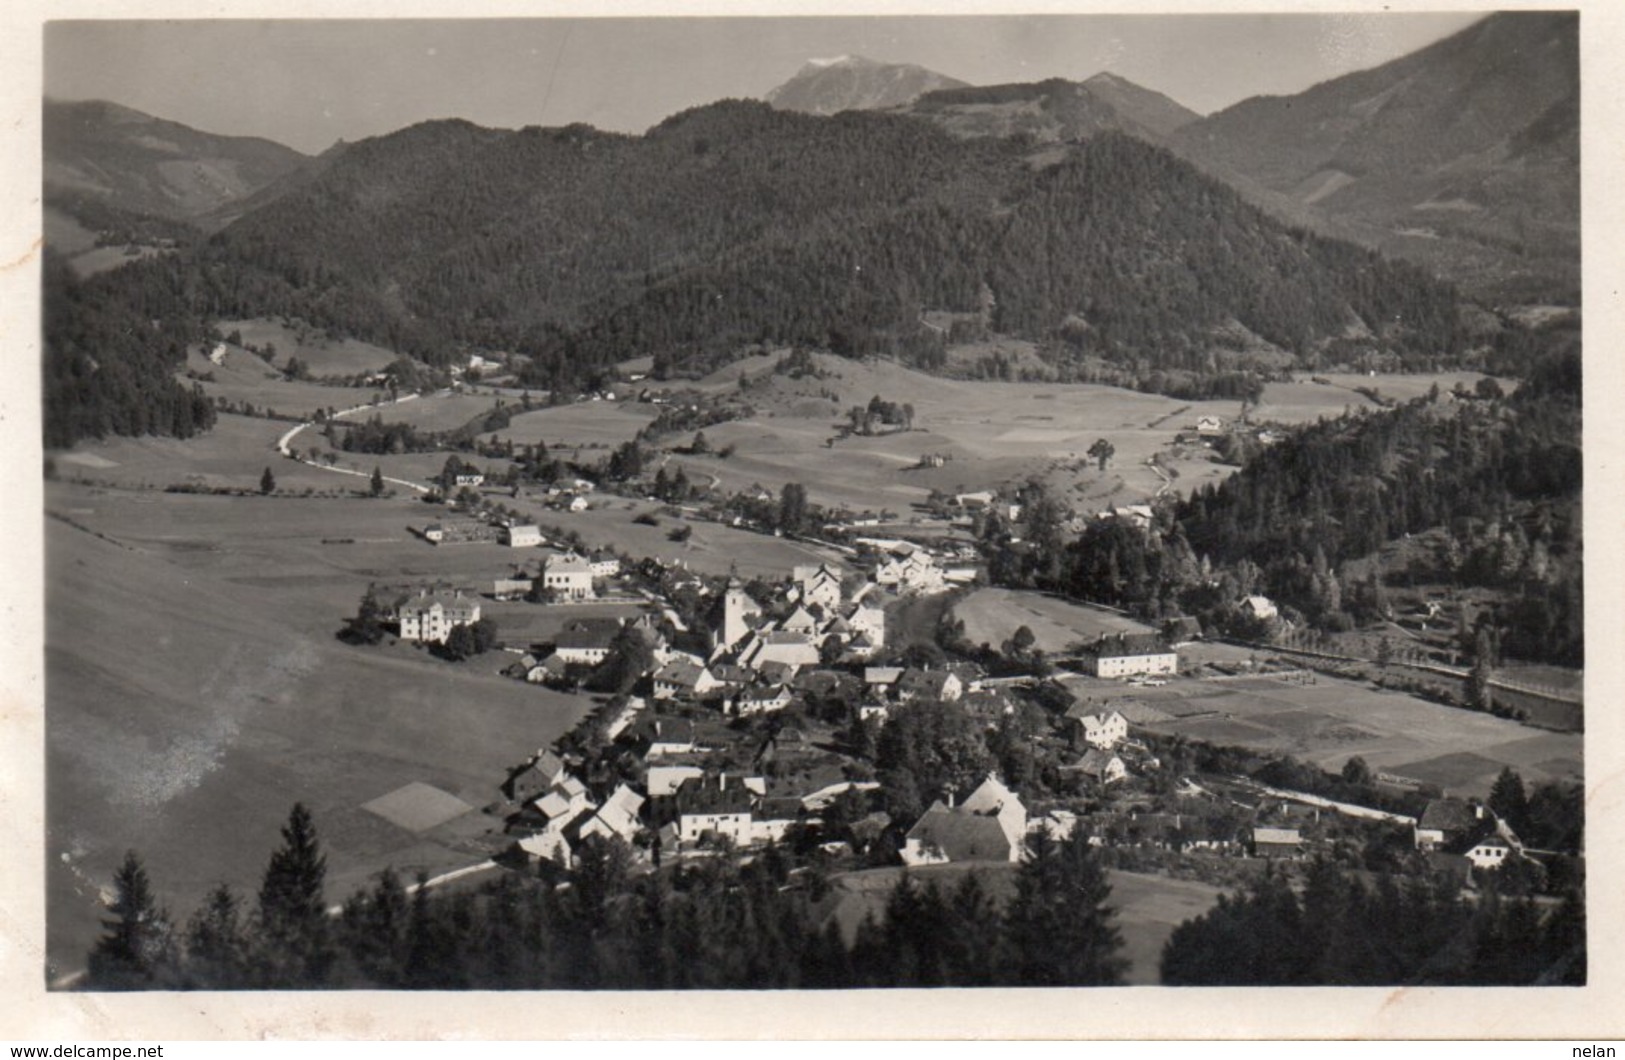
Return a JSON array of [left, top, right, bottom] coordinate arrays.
[[217, 317, 400, 377], [953, 588, 1155, 653], [1093, 671, 1582, 799], [44, 489, 596, 976]]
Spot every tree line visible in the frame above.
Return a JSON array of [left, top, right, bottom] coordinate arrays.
[[86, 803, 1127, 990]]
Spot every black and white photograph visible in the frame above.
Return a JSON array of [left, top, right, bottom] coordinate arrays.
[[6, 0, 1616, 1041]]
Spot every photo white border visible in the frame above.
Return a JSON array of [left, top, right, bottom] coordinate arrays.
[[4, 0, 1620, 1041]]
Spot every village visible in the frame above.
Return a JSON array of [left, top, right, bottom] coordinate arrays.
[[358, 467, 1578, 914]]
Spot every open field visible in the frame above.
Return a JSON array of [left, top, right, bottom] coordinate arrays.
[[539, 497, 853, 579], [53, 413, 366, 493], [217, 318, 400, 377], [1108, 673, 1581, 799], [1253, 371, 1502, 422], [365, 390, 508, 432], [821, 862, 1223, 984], [953, 588, 1155, 653], [181, 345, 368, 418], [485, 401, 662, 450], [44, 494, 595, 976]]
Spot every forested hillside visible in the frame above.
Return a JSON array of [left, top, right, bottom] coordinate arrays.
[[56, 100, 1470, 421], [42, 252, 216, 448]]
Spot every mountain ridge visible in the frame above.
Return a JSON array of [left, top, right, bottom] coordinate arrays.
[[44, 98, 312, 224]]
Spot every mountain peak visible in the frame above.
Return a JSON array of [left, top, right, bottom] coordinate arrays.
[[766, 56, 969, 116]]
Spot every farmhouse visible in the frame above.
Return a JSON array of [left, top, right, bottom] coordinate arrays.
[[579, 784, 645, 845], [737, 630, 820, 672], [454, 472, 486, 488], [540, 551, 596, 600], [1065, 748, 1128, 786], [503, 524, 544, 548], [1240, 595, 1279, 622], [791, 563, 845, 611], [653, 658, 720, 701], [552, 618, 622, 665], [1080, 633, 1178, 679], [1252, 827, 1304, 859], [397, 591, 481, 644], [1070, 708, 1129, 749], [875, 551, 947, 594], [1462, 831, 1516, 870], [1416, 798, 1481, 850], [1197, 415, 1225, 436], [901, 777, 1027, 867], [673, 774, 756, 846]]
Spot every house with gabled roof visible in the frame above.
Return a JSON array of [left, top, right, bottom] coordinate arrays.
[[553, 617, 622, 664], [504, 749, 567, 803], [734, 683, 793, 717], [1416, 797, 1482, 849], [896, 668, 962, 703], [737, 629, 820, 671], [1252, 826, 1304, 858], [672, 774, 756, 846], [779, 606, 820, 636], [1065, 748, 1129, 786], [1069, 708, 1129, 750], [652, 658, 720, 701], [579, 784, 645, 845], [900, 775, 1026, 867]]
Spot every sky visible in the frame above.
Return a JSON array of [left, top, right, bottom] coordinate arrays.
[[42, 13, 1488, 156]]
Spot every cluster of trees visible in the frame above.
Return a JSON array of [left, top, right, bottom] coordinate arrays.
[[43, 252, 217, 448], [334, 414, 439, 455], [88, 804, 1127, 990], [844, 395, 916, 436], [1160, 862, 1584, 985]]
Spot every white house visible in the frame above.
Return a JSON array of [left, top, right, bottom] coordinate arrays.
[[875, 551, 947, 594], [552, 618, 622, 665], [791, 564, 845, 612], [673, 775, 755, 846], [901, 775, 1027, 866], [578, 784, 645, 845], [1073, 709, 1129, 750], [653, 658, 720, 701], [541, 551, 596, 600], [1240, 595, 1279, 622], [504, 524, 543, 548], [397, 591, 481, 644], [1197, 415, 1225, 436], [1067, 748, 1129, 786], [589, 551, 622, 577]]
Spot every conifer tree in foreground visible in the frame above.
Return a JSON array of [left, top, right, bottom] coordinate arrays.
[[255, 802, 333, 987], [88, 850, 176, 990]]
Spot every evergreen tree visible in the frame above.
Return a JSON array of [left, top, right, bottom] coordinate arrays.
[[259, 466, 276, 495], [1488, 767, 1531, 838], [88, 851, 176, 989], [256, 802, 333, 986], [183, 883, 250, 989], [1003, 830, 1127, 986], [370, 465, 385, 496], [347, 584, 388, 645]]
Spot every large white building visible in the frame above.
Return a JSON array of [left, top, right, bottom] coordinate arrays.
[[540, 551, 596, 600], [397, 592, 481, 644], [1081, 633, 1178, 678]]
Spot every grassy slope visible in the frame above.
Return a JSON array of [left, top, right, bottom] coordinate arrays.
[[45, 496, 590, 977]]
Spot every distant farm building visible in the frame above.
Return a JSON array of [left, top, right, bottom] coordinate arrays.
[[504, 524, 544, 548], [1079, 633, 1178, 679]]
